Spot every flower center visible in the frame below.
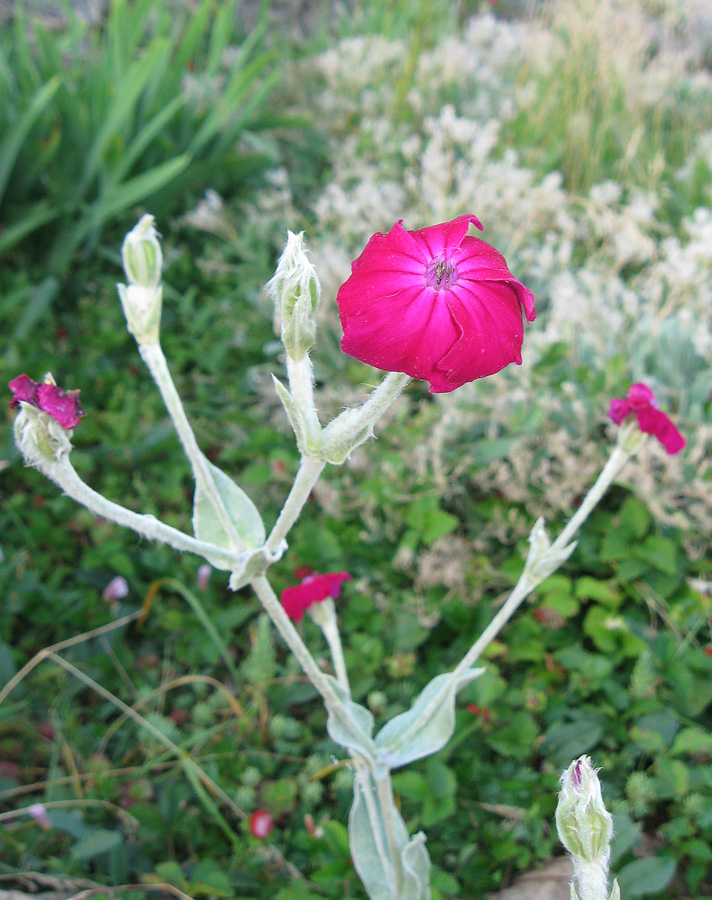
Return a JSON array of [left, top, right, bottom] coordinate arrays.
[[425, 257, 458, 292]]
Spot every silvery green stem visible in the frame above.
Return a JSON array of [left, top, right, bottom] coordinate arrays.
[[285, 353, 321, 443], [319, 372, 412, 464], [551, 447, 630, 554], [374, 769, 404, 892], [355, 762, 400, 896], [574, 857, 611, 900], [455, 445, 632, 674], [35, 456, 241, 568], [138, 342, 245, 552], [250, 574, 344, 710], [317, 602, 351, 694], [264, 455, 325, 555]]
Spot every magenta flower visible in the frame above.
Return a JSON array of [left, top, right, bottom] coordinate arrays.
[[608, 383, 686, 455], [9, 374, 85, 430], [336, 215, 535, 394], [281, 570, 351, 623]]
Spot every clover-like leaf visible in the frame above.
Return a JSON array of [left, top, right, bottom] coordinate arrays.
[[375, 668, 484, 769], [192, 457, 265, 570]]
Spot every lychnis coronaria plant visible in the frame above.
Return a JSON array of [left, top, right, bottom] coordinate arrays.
[[6, 213, 685, 899]]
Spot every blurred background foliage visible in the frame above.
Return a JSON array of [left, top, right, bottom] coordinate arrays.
[[1, 0, 712, 898]]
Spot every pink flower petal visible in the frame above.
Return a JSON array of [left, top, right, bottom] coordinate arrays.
[[37, 382, 85, 430], [635, 405, 686, 455], [337, 216, 534, 393], [281, 571, 351, 622], [626, 383, 657, 409], [8, 374, 39, 408], [608, 383, 685, 455], [608, 398, 632, 425]]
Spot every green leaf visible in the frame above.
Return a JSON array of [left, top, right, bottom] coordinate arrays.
[[375, 668, 483, 769], [543, 717, 604, 768], [670, 727, 712, 757], [486, 711, 539, 761], [348, 775, 406, 900], [615, 856, 676, 896], [193, 456, 265, 570], [0, 75, 60, 202], [401, 832, 431, 900], [324, 675, 377, 762], [633, 535, 678, 575], [71, 828, 122, 860], [618, 496, 652, 539]]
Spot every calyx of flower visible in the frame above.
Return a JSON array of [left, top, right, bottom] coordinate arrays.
[[268, 231, 321, 361]]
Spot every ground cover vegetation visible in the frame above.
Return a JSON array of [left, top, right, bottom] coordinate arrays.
[[1, 0, 711, 897]]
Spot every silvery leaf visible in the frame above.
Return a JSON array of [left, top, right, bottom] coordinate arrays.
[[228, 541, 287, 591], [608, 880, 620, 900], [375, 668, 484, 769], [192, 456, 265, 570], [349, 775, 400, 900], [272, 374, 309, 455], [324, 675, 377, 762], [401, 832, 431, 900]]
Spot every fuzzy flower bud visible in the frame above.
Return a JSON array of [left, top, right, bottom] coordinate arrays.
[[122, 214, 163, 290], [267, 231, 321, 361], [556, 756, 615, 900], [118, 215, 163, 344]]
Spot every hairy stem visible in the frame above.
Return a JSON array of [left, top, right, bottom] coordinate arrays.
[[139, 341, 245, 552]]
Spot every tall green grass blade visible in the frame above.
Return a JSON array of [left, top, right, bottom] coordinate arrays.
[[206, 0, 239, 76], [78, 39, 171, 197], [0, 76, 61, 204], [188, 51, 276, 153], [13, 277, 59, 342], [0, 206, 60, 258], [95, 154, 192, 221], [173, 0, 215, 75], [113, 96, 185, 183]]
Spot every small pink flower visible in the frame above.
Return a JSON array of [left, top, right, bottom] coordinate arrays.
[[102, 576, 129, 603], [249, 809, 274, 839], [608, 383, 686, 455], [28, 803, 52, 830], [9, 374, 85, 429], [197, 564, 212, 592], [337, 215, 535, 393], [281, 571, 351, 623]]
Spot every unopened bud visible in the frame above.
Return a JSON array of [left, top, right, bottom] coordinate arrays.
[[267, 231, 320, 361], [556, 756, 614, 900], [118, 216, 163, 344], [556, 756, 613, 863], [122, 215, 163, 290]]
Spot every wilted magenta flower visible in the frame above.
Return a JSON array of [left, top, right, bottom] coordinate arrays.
[[608, 383, 685, 455], [281, 570, 351, 623], [249, 809, 274, 839], [9, 374, 85, 430], [337, 215, 535, 393]]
